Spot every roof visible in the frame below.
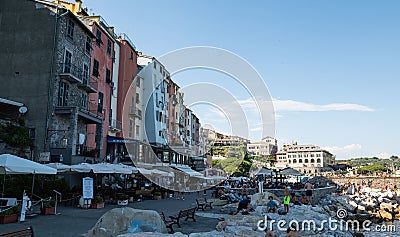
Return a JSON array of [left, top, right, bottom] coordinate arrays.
[[32, 0, 95, 38]]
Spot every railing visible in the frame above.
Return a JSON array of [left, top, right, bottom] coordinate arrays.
[[79, 101, 103, 118], [129, 106, 141, 118], [59, 63, 82, 83], [109, 119, 122, 130], [118, 33, 136, 50], [80, 77, 98, 93]]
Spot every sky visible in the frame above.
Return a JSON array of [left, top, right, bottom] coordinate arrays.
[[88, 0, 400, 160]]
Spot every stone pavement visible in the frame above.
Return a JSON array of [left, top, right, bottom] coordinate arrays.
[[0, 192, 221, 236]]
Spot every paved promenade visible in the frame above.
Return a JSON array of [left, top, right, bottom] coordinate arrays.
[[0, 192, 220, 236]]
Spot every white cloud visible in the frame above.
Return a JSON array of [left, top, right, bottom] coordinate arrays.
[[323, 144, 363, 160], [273, 99, 374, 112], [250, 127, 263, 132], [237, 98, 374, 112]]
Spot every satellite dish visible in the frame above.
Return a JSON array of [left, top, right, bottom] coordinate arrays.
[[19, 106, 28, 114]]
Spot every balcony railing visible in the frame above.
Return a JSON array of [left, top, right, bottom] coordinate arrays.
[[78, 77, 98, 93], [129, 106, 141, 118], [118, 33, 136, 50], [109, 119, 122, 131], [59, 63, 82, 83]]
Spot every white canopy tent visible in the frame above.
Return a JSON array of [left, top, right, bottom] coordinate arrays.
[[169, 164, 203, 177], [70, 163, 93, 173], [0, 154, 57, 175], [279, 168, 302, 176], [45, 163, 72, 173], [0, 154, 57, 196]]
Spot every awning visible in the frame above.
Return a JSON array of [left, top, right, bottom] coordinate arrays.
[[0, 154, 56, 174], [169, 164, 203, 177], [45, 163, 71, 173]]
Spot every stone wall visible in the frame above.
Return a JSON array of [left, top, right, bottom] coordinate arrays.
[[330, 177, 400, 189]]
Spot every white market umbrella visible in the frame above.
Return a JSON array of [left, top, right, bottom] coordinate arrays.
[[279, 168, 302, 176], [70, 163, 93, 173], [0, 154, 57, 174], [0, 154, 57, 196], [90, 163, 115, 174], [112, 163, 138, 174], [45, 163, 71, 173]]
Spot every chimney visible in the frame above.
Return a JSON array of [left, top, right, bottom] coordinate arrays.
[[75, 0, 82, 13]]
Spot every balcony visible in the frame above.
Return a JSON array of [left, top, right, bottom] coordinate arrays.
[[77, 101, 103, 124], [109, 119, 122, 132], [78, 78, 98, 93], [129, 106, 141, 118], [59, 63, 82, 83]]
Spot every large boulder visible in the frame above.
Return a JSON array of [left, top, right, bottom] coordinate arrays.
[[250, 192, 280, 207], [220, 203, 239, 214], [84, 208, 167, 237]]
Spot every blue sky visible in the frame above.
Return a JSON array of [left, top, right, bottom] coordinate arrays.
[[89, 0, 400, 159]]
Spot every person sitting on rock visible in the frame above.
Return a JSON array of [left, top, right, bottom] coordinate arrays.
[[229, 190, 240, 203], [290, 193, 300, 205], [299, 194, 308, 205], [267, 196, 278, 213], [232, 197, 250, 215], [286, 224, 299, 237]]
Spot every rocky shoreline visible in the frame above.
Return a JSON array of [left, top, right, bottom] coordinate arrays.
[[85, 187, 400, 237]]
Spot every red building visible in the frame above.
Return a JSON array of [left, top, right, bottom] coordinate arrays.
[[82, 17, 116, 160]]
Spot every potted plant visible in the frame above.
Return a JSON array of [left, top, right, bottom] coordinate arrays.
[[0, 206, 19, 224], [117, 194, 129, 206], [41, 198, 55, 215], [91, 195, 105, 209], [154, 191, 162, 200]]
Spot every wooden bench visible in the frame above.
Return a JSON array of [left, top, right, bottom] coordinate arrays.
[[169, 207, 196, 228], [159, 212, 174, 234], [0, 226, 34, 237], [196, 197, 213, 211]]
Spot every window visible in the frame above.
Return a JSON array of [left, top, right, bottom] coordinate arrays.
[[95, 29, 102, 46], [106, 68, 111, 83], [311, 159, 315, 163], [58, 81, 69, 106], [153, 62, 156, 69], [136, 77, 140, 88], [305, 159, 309, 163], [137, 109, 142, 118], [63, 49, 72, 73], [317, 158, 321, 163], [159, 66, 162, 73], [106, 39, 112, 55], [130, 51, 134, 60], [159, 130, 162, 137], [97, 92, 103, 113], [155, 93, 159, 107], [80, 92, 87, 109], [67, 19, 74, 39], [129, 119, 133, 137], [136, 125, 140, 136], [82, 64, 89, 85], [85, 36, 91, 54], [92, 59, 99, 77], [136, 93, 140, 104]]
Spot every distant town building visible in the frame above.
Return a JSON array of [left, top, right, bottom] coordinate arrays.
[[275, 142, 335, 175], [247, 136, 278, 157]]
